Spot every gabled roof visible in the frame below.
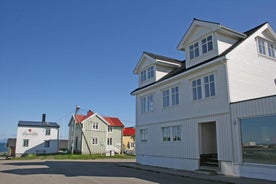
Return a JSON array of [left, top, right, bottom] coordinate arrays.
[[73, 110, 124, 127], [18, 121, 60, 128], [133, 52, 182, 74], [103, 116, 124, 127], [123, 127, 135, 136], [177, 18, 246, 50], [144, 52, 183, 65], [131, 21, 268, 95]]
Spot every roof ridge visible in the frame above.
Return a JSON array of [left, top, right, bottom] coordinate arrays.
[[144, 51, 183, 63]]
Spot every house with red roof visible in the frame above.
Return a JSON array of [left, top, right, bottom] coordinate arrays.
[[123, 127, 135, 154], [68, 110, 124, 155]]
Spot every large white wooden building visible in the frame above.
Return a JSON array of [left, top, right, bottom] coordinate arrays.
[[131, 19, 276, 181]]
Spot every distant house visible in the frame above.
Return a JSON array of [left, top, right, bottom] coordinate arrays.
[[68, 110, 124, 155], [15, 114, 60, 157], [123, 127, 135, 154], [6, 138, 16, 156]]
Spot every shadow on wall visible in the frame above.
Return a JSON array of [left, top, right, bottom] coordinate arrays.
[[18, 140, 59, 157]]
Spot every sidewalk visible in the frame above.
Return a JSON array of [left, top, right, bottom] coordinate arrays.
[[119, 163, 275, 184]]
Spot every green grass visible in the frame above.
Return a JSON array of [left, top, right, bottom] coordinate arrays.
[[12, 153, 135, 160]]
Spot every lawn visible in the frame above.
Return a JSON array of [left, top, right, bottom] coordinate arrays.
[[11, 153, 136, 160]]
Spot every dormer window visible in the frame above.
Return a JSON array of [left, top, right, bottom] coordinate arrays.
[[189, 42, 199, 60], [140, 66, 155, 83], [257, 37, 276, 59], [141, 70, 147, 82], [189, 34, 214, 60], [202, 35, 213, 54], [147, 66, 154, 79]]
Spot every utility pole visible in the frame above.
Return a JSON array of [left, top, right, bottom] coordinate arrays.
[[71, 105, 80, 154]]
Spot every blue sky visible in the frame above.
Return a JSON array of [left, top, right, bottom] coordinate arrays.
[[1, 0, 276, 140]]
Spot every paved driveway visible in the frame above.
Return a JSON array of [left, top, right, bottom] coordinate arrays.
[[0, 159, 224, 184]]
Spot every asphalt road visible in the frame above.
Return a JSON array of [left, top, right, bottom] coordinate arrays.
[[0, 159, 224, 184]]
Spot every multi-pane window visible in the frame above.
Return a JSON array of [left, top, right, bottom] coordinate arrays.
[[192, 73, 216, 101], [147, 95, 153, 112], [141, 96, 147, 113], [141, 94, 154, 113], [204, 74, 216, 98], [162, 127, 171, 141], [107, 138, 112, 145], [257, 37, 276, 59], [147, 66, 154, 79], [162, 89, 170, 108], [108, 127, 112, 133], [171, 86, 179, 106], [45, 128, 51, 135], [258, 38, 266, 55], [23, 139, 29, 147], [162, 125, 182, 142], [162, 86, 180, 108], [202, 35, 213, 54], [92, 138, 98, 145], [192, 79, 202, 100], [268, 43, 275, 58], [189, 42, 199, 60], [172, 126, 181, 141], [92, 122, 99, 130], [140, 129, 148, 142], [141, 70, 147, 82], [44, 140, 50, 148], [140, 66, 155, 83]]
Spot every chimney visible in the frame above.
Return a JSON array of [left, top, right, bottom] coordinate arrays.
[[42, 114, 46, 124], [87, 110, 93, 116]]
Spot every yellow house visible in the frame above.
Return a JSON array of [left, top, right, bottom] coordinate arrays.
[[123, 127, 135, 154]]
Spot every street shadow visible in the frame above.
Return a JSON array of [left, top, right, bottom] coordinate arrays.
[[0, 160, 190, 184]]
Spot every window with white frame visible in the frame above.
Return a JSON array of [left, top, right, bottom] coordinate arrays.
[[107, 138, 112, 145], [162, 127, 171, 141], [189, 42, 199, 60], [202, 35, 213, 54], [92, 137, 98, 145], [147, 95, 153, 112], [268, 43, 275, 58], [162, 86, 180, 108], [140, 70, 147, 82], [141, 94, 154, 113], [140, 66, 155, 83], [172, 126, 181, 141], [204, 74, 216, 98], [192, 73, 216, 101], [192, 79, 202, 100], [171, 86, 179, 106], [108, 127, 112, 133], [147, 66, 154, 79], [257, 37, 276, 59], [162, 89, 170, 108], [140, 129, 148, 142], [92, 122, 99, 130], [23, 139, 29, 147], [189, 35, 214, 60]]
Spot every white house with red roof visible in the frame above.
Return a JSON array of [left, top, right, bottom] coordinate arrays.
[[131, 18, 276, 181], [68, 110, 124, 155]]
